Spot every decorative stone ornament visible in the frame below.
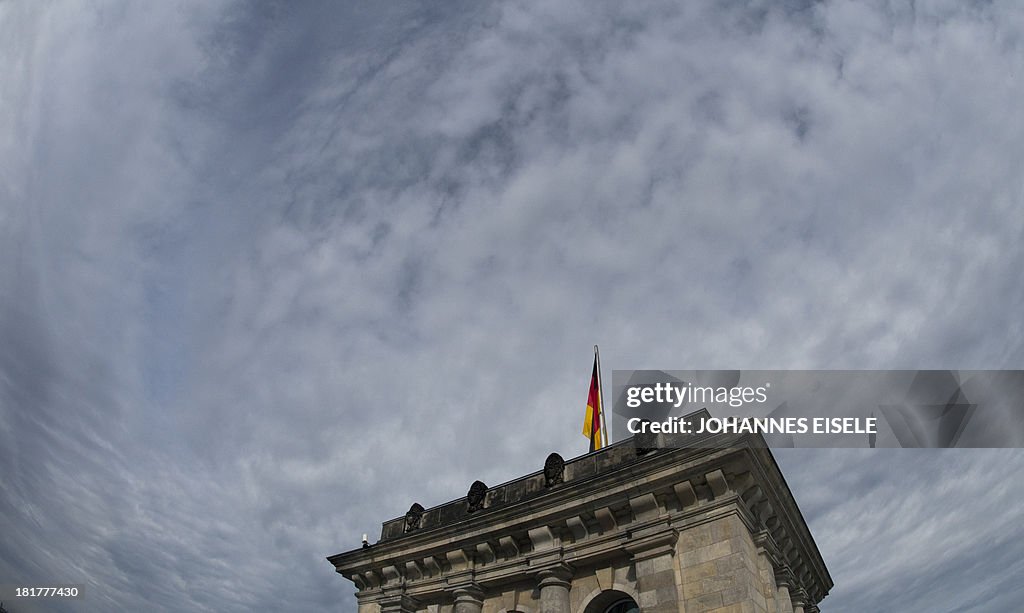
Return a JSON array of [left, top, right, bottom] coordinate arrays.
[[543, 452, 565, 487], [466, 480, 487, 512], [404, 503, 424, 533], [634, 431, 658, 455]]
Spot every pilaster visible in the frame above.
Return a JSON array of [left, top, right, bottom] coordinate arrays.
[[626, 525, 680, 613]]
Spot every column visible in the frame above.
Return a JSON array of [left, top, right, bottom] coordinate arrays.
[[791, 590, 806, 613], [452, 585, 485, 613], [356, 599, 378, 613], [774, 575, 793, 613], [537, 565, 573, 613], [756, 547, 778, 613]]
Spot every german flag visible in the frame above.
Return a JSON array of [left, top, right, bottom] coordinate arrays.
[[582, 357, 604, 451]]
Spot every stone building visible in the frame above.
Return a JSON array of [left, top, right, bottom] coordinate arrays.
[[328, 417, 831, 612]]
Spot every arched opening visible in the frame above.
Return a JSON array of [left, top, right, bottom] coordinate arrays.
[[602, 599, 639, 613], [582, 589, 640, 613]]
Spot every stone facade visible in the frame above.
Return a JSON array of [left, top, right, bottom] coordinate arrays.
[[328, 424, 831, 612]]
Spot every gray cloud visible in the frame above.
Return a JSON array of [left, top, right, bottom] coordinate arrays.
[[2, 0, 1023, 611], [777, 449, 1024, 612]]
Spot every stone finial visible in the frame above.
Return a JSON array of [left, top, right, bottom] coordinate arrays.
[[404, 503, 425, 533], [543, 452, 565, 487], [467, 480, 488, 512]]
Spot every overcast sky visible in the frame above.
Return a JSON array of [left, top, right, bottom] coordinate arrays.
[[2, 1, 1024, 611]]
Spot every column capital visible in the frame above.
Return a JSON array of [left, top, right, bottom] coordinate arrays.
[[536, 562, 574, 589], [791, 586, 808, 613], [536, 563, 573, 613], [753, 529, 783, 563], [379, 594, 420, 613], [624, 526, 678, 563], [452, 583, 485, 605], [774, 565, 795, 588], [790, 585, 808, 604]]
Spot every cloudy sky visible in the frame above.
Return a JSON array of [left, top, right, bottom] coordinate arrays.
[[2, 0, 1023, 611]]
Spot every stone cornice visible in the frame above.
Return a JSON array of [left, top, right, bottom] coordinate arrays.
[[328, 432, 832, 606], [331, 445, 724, 567], [735, 446, 833, 603]]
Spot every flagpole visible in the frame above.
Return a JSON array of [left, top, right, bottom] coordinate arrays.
[[595, 344, 609, 447]]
